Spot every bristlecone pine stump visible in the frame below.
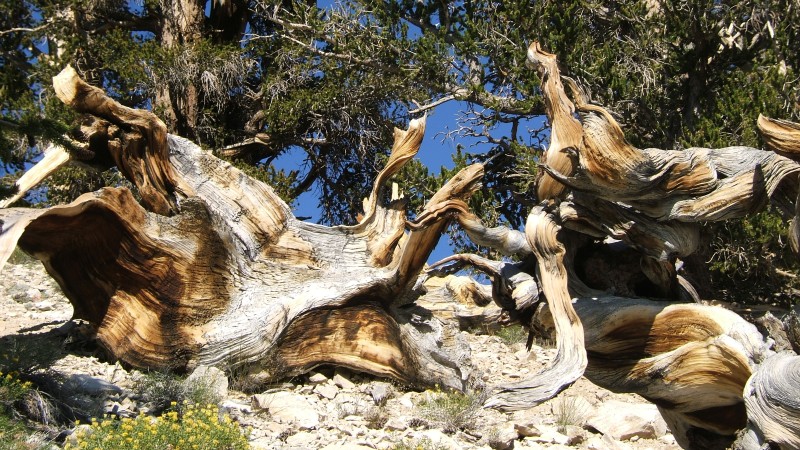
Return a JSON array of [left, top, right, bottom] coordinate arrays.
[[2, 43, 800, 450]]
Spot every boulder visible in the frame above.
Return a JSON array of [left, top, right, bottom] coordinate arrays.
[[368, 382, 392, 405], [308, 372, 328, 384], [64, 374, 122, 397]]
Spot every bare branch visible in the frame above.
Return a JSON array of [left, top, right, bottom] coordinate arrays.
[[0, 24, 49, 36], [408, 95, 455, 114]]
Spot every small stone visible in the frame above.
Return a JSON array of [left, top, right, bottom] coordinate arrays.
[[514, 349, 536, 362], [33, 300, 53, 311], [528, 425, 569, 445], [104, 401, 122, 415], [562, 425, 587, 445], [368, 382, 391, 405], [484, 423, 517, 450], [586, 400, 668, 440], [120, 397, 136, 412], [252, 392, 320, 430], [185, 365, 228, 402], [660, 434, 677, 445], [320, 444, 374, 450], [8, 283, 36, 303], [262, 421, 292, 437], [500, 368, 521, 378], [221, 399, 252, 414], [286, 430, 317, 446], [398, 393, 414, 409], [332, 373, 355, 390], [514, 422, 542, 437], [308, 372, 328, 384], [249, 437, 275, 450], [384, 417, 408, 431], [315, 383, 339, 400], [416, 429, 460, 450], [475, 351, 495, 360], [64, 425, 93, 446], [599, 433, 633, 450]]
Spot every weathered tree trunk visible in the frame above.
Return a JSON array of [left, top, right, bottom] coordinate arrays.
[[420, 43, 800, 449], [0, 66, 476, 390]]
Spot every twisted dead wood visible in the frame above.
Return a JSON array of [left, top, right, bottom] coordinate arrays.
[[0, 66, 480, 391]]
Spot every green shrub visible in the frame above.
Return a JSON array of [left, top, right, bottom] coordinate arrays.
[[0, 372, 32, 406], [706, 209, 800, 306], [0, 413, 35, 450], [553, 395, 587, 433], [0, 371, 38, 450], [416, 388, 487, 433], [5, 248, 36, 266], [494, 324, 528, 346], [65, 404, 249, 450], [364, 406, 388, 429], [133, 372, 185, 414], [134, 371, 222, 415], [390, 438, 450, 450]]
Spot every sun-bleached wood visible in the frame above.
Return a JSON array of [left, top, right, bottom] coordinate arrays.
[[0, 66, 481, 390], [737, 352, 800, 449], [527, 42, 580, 201], [484, 205, 587, 410], [0, 144, 72, 209], [426, 42, 800, 448]]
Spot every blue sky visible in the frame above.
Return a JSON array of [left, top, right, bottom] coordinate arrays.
[[274, 99, 478, 263], [278, 98, 535, 263]]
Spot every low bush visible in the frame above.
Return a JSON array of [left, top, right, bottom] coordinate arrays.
[[494, 324, 528, 346], [0, 370, 40, 450], [416, 387, 488, 434], [134, 371, 222, 415], [65, 404, 249, 450]]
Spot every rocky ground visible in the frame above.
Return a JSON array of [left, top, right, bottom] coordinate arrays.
[[1, 258, 680, 450]]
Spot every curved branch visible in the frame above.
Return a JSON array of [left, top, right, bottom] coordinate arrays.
[[53, 66, 185, 215], [0, 144, 72, 208], [394, 163, 484, 288], [758, 114, 800, 159], [738, 353, 800, 449], [486, 204, 586, 410], [426, 254, 539, 314], [456, 212, 532, 256], [526, 42, 581, 200]]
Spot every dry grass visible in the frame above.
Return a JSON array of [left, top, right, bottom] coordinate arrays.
[[416, 387, 489, 434]]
